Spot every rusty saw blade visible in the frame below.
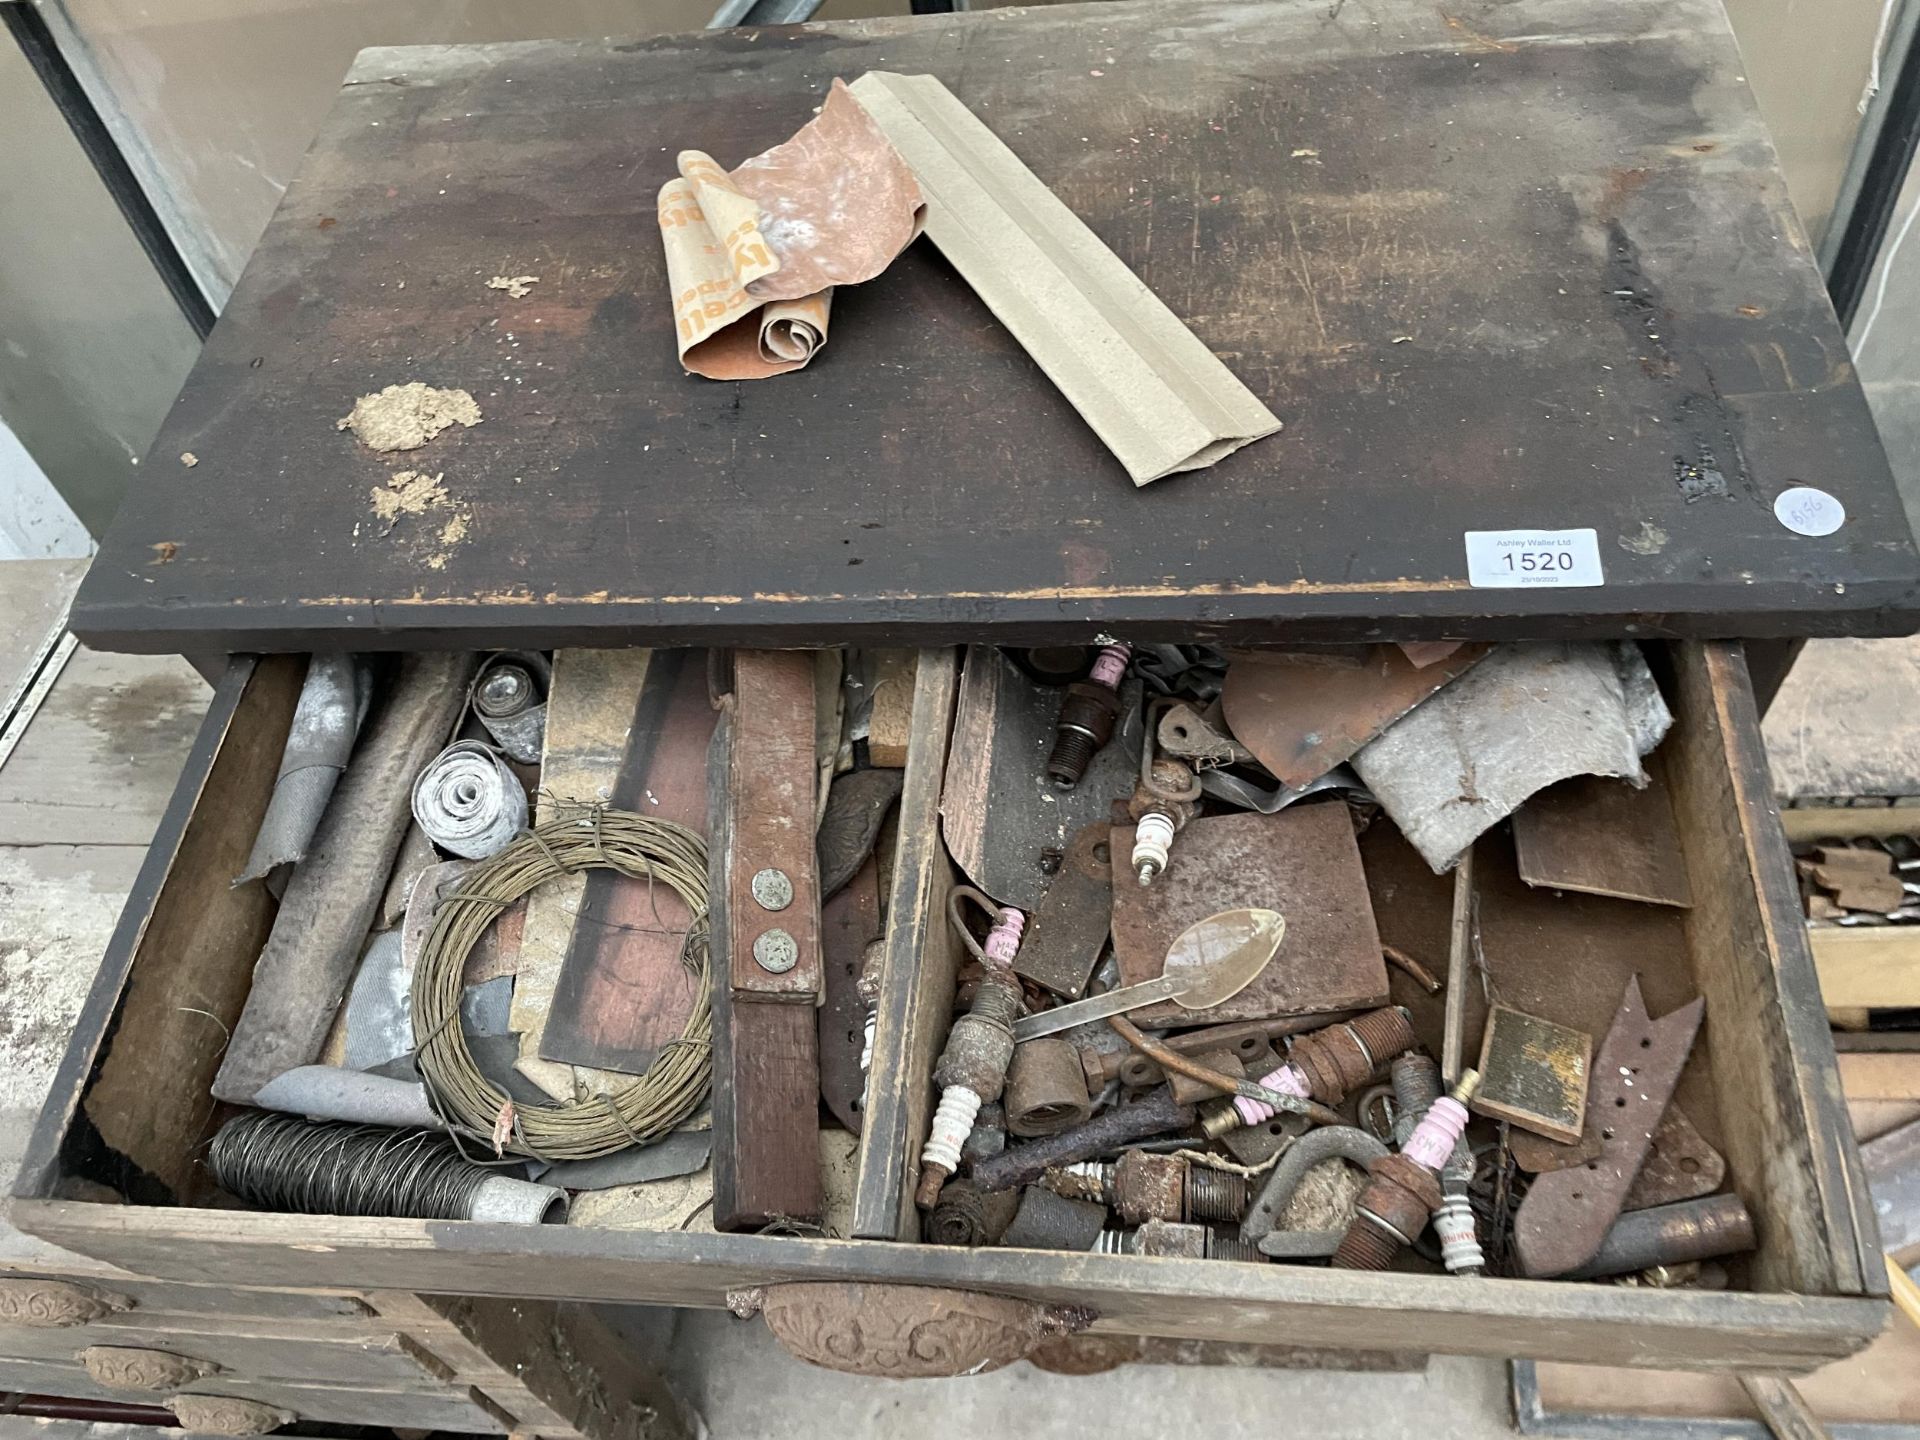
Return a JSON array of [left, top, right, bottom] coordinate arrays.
[[1512, 976, 1704, 1278]]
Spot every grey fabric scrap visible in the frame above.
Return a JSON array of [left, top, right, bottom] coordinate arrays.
[[253, 1066, 442, 1130], [237, 654, 370, 884], [343, 929, 411, 1072], [1352, 642, 1672, 873]]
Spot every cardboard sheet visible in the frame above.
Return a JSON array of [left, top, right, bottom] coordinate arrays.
[[848, 70, 1281, 484], [657, 79, 924, 379]]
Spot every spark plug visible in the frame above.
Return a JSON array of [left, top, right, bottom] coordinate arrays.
[[916, 907, 1026, 1208], [1047, 643, 1131, 789], [1333, 1070, 1479, 1270], [1390, 1052, 1484, 1275], [1201, 1008, 1419, 1137], [1043, 1152, 1249, 1224]]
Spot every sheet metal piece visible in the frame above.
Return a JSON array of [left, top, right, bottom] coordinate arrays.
[[411, 740, 527, 859], [847, 71, 1281, 485], [342, 930, 411, 1072], [941, 645, 1143, 910], [1015, 823, 1113, 999], [817, 767, 904, 902], [1622, 1103, 1725, 1211], [1112, 806, 1387, 1025], [1512, 977, 1705, 1277], [1199, 765, 1370, 815], [471, 651, 551, 763], [1513, 770, 1693, 908], [1861, 1116, 1920, 1258], [1472, 1004, 1592, 1143], [820, 856, 883, 1133], [1221, 644, 1489, 789], [534, 1129, 713, 1191], [1352, 642, 1673, 873], [1156, 703, 1252, 768], [237, 653, 370, 883]]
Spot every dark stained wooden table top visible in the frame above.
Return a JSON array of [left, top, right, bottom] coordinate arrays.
[[74, 0, 1920, 653]]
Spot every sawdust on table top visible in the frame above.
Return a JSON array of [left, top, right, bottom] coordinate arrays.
[[370, 469, 449, 526], [368, 469, 472, 571], [338, 382, 481, 452], [486, 274, 539, 298]]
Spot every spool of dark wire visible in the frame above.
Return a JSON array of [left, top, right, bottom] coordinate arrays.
[[208, 1112, 567, 1225]]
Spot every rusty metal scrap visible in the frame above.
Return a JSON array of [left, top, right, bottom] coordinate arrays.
[[969, 1087, 1195, 1193], [1562, 1194, 1755, 1280], [1352, 642, 1673, 874], [1512, 978, 1705, 1278], [1013, 823, 1113, 999], [1220, 643, 1489, 788], [1472, 1005, 1592, 1144], [1112, 807, 1387, 1025]]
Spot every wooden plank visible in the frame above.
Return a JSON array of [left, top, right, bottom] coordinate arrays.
[[1835, 1052, 1920, 1103], [863, 650, 917, 769], [0, 648, 211, 847], [1513, 768, 1694, 907], [11, 1200, 1886, 1374], [1663, 642, 1877, 1298], [367, 1292, 694, 1440], [710, 650, 823, 1231], [852, 648, 960, 1240], [69, 0, 1918, 656], [79, 658, 300, 1196], [1763, 637, 1920, 806], [0, 558, 83, 711], [1810, 928, 1920, 1011], [1782, 807, 1920, 842]]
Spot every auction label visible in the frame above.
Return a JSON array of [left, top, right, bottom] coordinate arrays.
[[1464, 528, 1604, 588]]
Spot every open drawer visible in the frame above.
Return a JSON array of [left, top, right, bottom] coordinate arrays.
[[10, 642, 1889, 1376]]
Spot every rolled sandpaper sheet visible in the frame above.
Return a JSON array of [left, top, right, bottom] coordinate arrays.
[[253, 1066, 442, 1130], [215, 652, 478, 1104]]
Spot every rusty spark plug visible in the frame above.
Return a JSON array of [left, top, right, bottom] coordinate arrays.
[[1043, 1152, 1249, 1224], [1047, 642, 1131, 789], [1201, 1007, 1419, 1138], [916, 903, 1026, 1208], [1333, 1070, 1479, 1270], [1391, 1052, 1484, 1275]]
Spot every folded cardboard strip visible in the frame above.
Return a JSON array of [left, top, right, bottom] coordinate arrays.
[[849, 70, 1281, 485]]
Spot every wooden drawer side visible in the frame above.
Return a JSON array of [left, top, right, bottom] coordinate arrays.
[[13, 655, 300, 1210], [851, 648, 962, 1240], [1665, 643, 1879, 1297]]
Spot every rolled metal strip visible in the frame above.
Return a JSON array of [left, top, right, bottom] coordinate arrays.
[[471, 652, 550, 763], [412, 741, 528, 859]]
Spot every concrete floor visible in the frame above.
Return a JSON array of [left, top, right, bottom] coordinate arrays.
[[659, 1310, 1515, 1440]]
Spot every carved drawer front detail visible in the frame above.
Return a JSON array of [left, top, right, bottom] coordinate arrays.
[[168, 1395, 296, 1435], [78, 1345, 222, 1391], [0, 1279, 134, 1328], [729, 1282, 1093, 1378]]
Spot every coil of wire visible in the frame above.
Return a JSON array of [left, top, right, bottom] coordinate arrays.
[[411, 806, 711, 1160]]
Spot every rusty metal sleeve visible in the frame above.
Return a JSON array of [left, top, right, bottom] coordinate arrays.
[[1562, 1195, 1755, 1280], [970, 1088, 1195, 1193]]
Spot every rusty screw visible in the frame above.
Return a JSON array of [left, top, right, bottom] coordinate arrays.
[[1047, 643, 1131, 789]]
